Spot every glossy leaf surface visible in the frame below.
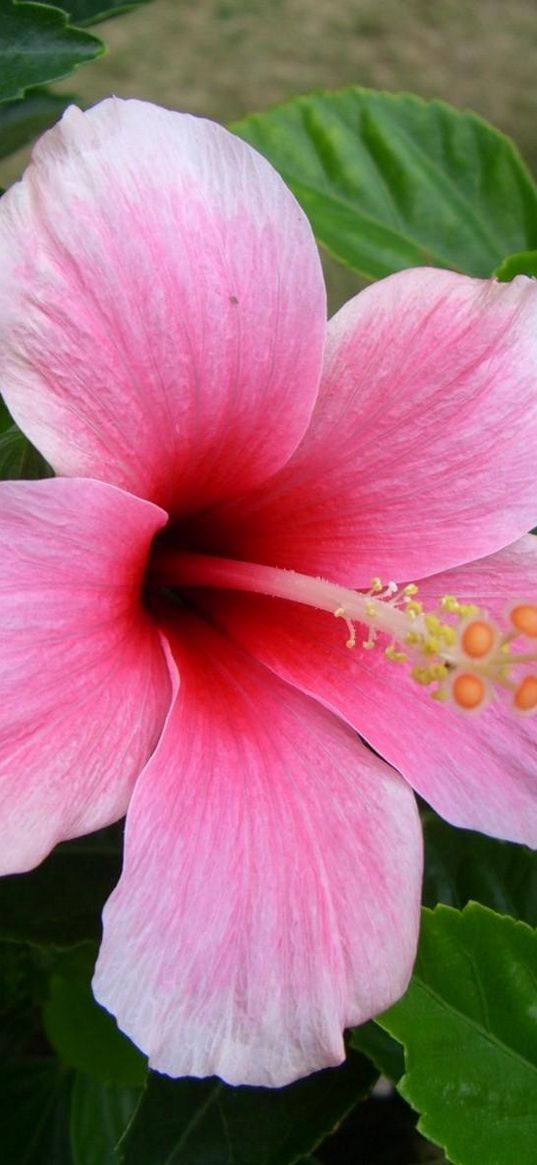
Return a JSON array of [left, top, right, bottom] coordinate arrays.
[[121, 1049, 376, 1165], [422, 812, 537, 924], [0, 0, 102, 103], [0, 86, 72, 159], [233, 89, 537, 280], [379, 904, 537, 1165], [70, 1074, 141, 1165]]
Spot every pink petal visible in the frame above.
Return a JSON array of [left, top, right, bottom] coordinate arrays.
[[198, 536, 537, 846], [0, 99, 325, 514], [93, 613, 422, 1087], [205, 269, 537, 584], [0, 478, 172, 873]]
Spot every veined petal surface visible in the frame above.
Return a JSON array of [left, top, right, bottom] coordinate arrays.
[[0, 478, 171, 873], [0, 99, 325, 513], [208, 269, 537, 583], [93, 614, 422, 1087], [199, 537, 537, 846]]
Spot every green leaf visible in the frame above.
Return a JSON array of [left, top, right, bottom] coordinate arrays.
[[43, 944, 147, 1087], [232, 88, 537, 281], [70, 1073, 141, 1165], [0, 422, 53, 479], [378, 904, 537, 1165], [0, 85, 72, 160], [0, 396, 12, 431], [494, 249, 537, 280], [422, 812, 537, 924], [0, 825, 122, 946], [0, 0, 103, 103], [121, 1048, 376, 1165], [348, 1019, 404, 1082], [60, 0, 153, 27], [0, 941, 50, 1060], [0, 1058, 72, 1165], [0, 940, 72, 1163]]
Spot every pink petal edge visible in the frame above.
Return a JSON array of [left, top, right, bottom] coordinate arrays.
[[93, 613, 422, 1086], [0, 477, 172, 873], [207, 268, 537, 584], [0, 98, 326, 514]]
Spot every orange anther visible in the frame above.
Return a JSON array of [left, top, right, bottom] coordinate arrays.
[[452, 672, 486, 710], [510, 604, 537, 638], [460, 619, 495, 659], [514, 675, 537, 712]]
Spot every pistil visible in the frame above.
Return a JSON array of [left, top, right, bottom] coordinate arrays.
[[150, 549, 537, 715], [151, 551, 420, 642]]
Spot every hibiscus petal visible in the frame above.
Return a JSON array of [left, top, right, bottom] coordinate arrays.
[[0, 477, 172, 873], [93, 613, 421, 1087], [199, 536, 537, 846], [209, 269, 537, 583], [0, 99, 325, 514]]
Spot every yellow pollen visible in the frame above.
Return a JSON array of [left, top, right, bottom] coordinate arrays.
[[510, 603, 537, 639], [405, 631, 421, 645], [452, 672, 486, 710], [424, 615, 441, 633], [514, 675, 537, 711], [461, 619, 495, 660], [334, 607, 356, 649], [423, 636, 440, 656], [330, 568, 537, 716], [458, 603, 479, 618], [385, 645, 407, 663]]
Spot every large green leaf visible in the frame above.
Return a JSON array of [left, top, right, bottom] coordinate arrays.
[[0, 396, 12, 431], [43, 943, 147, 1086], [0, 422, 53, 479], [378, 904, 537, 1165], [0, 1058, 72, 1165], [0, 941, 50, 1060], [0, 825, 122, 946], [0, 942, 72, 1163], [70, 1074, 141, 1165], [60, 0, 153, 26], [120, 1048, 376, 1165], [0, 0, 103, 103], [232, 89, 537, 281], [422, 812, 537, 924], [495, 249, 537, 280], [348, 1020, 404, 1083], [0, 85, 72, 160]]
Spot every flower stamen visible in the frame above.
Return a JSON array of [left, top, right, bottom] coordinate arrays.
[[510, 602, 537, 638], [514, 675, 537, 712], [149, 548, 537, 716]]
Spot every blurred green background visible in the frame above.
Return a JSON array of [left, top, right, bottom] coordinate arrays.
[[2, 0, 536, 309]]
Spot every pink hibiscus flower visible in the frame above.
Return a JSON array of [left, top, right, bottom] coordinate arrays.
[[1, 98, 536, 1088]]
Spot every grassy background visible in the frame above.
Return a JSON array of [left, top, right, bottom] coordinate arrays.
[[57, 0, 537, 162], [2, 0, 536, 307]]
